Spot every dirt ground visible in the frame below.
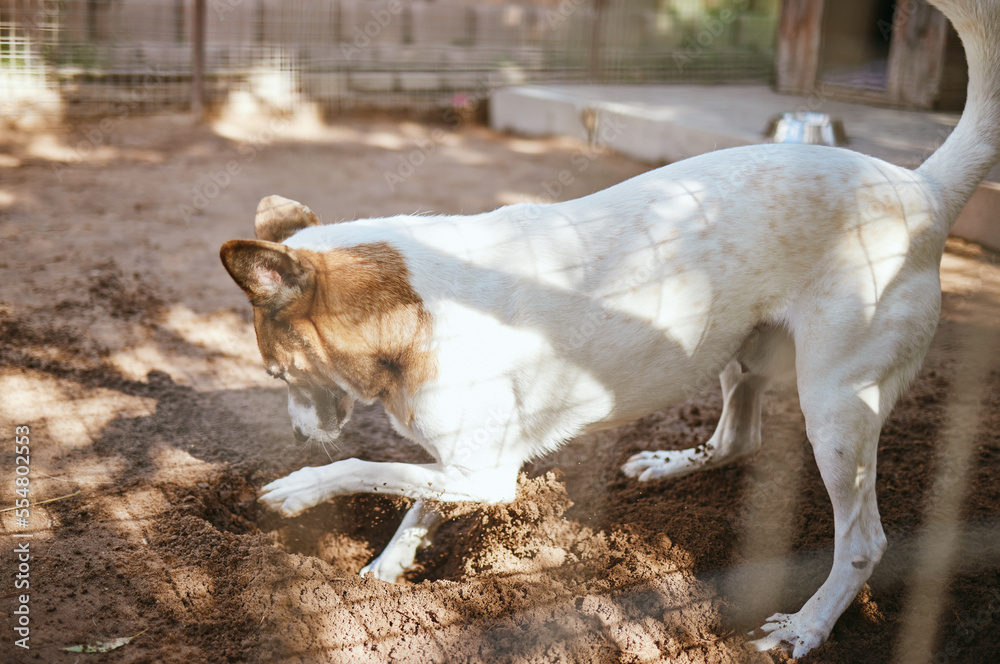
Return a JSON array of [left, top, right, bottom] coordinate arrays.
[[1, 107, 998, 664]]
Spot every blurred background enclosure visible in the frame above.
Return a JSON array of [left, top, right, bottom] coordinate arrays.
[[0, 0, 779, 118]]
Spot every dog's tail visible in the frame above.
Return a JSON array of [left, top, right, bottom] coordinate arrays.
[[918, 0, 1000, 224]]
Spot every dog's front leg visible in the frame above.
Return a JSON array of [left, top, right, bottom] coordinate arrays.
[[259, 458, 519, 517], [359, 499, 443, 582]]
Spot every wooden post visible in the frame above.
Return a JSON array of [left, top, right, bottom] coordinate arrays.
[[192, 0, 206, 120], [775, 0, 825, 94], [886, 0, 949, 109]]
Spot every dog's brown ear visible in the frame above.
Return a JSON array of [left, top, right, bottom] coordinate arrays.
[[254, 195, 321, 243], [220, 239, 315, 317]]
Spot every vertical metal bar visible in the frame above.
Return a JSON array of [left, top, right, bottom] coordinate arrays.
[[589, 0, 606, 81], [175, 0, 185, 43], [192, 0, 206, 120], [87, 0, 99, 42], [257, 0, 265, 44]]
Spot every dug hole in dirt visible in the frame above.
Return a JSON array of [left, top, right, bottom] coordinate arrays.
[[0, 109, 998, 664]]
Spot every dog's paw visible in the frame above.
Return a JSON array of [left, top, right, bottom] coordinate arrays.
[[621, 449, 707, 481], [359, 555, 406, 583], [258, 467, 330, 517], [359, 526, 430, 583], [748, 612, 825, 659]]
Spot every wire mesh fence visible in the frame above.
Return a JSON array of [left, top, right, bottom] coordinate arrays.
[[1, 0, 779, 119]]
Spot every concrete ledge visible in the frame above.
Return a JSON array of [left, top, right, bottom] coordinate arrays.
[[491, 87, 590, 142], [490, 85, 762, 163], [608, 113, 753, 164], [954, 182, 1000, 252]]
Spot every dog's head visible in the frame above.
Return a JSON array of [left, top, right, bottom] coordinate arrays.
[[220, 196, 433, 447]]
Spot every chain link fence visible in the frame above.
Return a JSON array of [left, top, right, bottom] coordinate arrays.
[[1, 0, 778, 119]]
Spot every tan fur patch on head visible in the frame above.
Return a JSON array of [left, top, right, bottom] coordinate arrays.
[[256, 241, 435, 424]]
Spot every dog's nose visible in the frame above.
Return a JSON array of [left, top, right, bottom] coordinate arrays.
[[292, 427, 309, 443]]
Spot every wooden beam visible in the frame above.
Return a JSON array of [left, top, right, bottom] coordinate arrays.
[[776, 0, 825, 94], [887, 0, 949, 109]]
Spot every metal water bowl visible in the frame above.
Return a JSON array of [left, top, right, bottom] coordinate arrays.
[[766, 112, 848, 146]]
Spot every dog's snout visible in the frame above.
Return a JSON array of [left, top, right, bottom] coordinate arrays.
[[292, 427, 309, 443]]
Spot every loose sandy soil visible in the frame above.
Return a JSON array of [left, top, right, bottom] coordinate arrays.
[[0, 108, 998, 664]]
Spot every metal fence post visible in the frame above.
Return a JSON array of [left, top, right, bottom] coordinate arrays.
[[192, 0, 206, 120]]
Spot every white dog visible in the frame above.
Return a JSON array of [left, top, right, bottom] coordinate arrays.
[[220, 0, 999, 655]]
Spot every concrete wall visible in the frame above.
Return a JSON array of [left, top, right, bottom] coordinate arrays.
[[953, 182, 1000, 252]]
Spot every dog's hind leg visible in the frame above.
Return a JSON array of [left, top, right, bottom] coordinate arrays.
[[749, 373, 888, 655], [622, 360, 766, 480], [622, 326, 791, 481], [750, 277, 938, 656], [360, 499, 443, 582]]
